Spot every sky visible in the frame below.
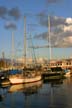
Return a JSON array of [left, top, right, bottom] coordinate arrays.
[[0, 0, 72, 60]]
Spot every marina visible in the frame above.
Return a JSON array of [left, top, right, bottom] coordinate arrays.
[[0, 74, 72, 108], [0, 0, 72, 107], [0, 62, 72, 86]]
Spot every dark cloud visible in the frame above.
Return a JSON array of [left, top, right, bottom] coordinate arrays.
[[0, 6, 7, 18], [38, 15, 67, 27], [50, 16, 66, 26], [5, 22, 17, 30], [34, 22, 72, 48], [50, 30, 72, 47], [34, 32, 47, 40], [29, 44, 49, 49], [8, 7, 21, 20], [37, 12, 48, 27], [46, 0, 61, 4], [0, 6, 21, 20]]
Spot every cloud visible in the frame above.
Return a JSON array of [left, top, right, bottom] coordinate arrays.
[[5, 21, 17, 30], [0, 6, 21, 20], [38, 15, 72, 30], [46, 0, 61, 4], [63, 36, 72, 43], [54, 36, 72, 48], [34, 16, 72, 48], [0, 6, 7, 18], [64, 25, 72, 32], [38, 15, 66, 27], [47, 0, 60, 3], [34, 32, 47, 40], [8, 7, 21, 20], [66, 18, 72, 24]]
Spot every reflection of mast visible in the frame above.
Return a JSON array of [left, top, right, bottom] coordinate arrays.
[[24, 16, 26, 67], [48, 16, 52, 61]]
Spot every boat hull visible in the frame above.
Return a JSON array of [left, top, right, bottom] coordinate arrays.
[[9, 75, 42, 84], [8, 80, 42, 93], [64, 72, 71, 77], [64, 69, 71, 77]]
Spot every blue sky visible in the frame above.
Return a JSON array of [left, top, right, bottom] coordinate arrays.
[[0, 0, 72, 60]]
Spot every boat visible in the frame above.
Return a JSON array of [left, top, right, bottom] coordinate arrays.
[[9, 16, 42, 84], [42, 16, 65, 80], [8, 80, 42, 93], [42, 67, 65, 80], [0, 72, 11, 87], [0, 78, 10, 87], [9, 70, 41, 84], [64, 69, 71, 77]]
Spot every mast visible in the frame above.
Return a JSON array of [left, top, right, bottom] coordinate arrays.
[[12, 31, 15, 69], [29, 29, 37, 66], [48, 16, 52, 61], [24, 16, 26, 67]]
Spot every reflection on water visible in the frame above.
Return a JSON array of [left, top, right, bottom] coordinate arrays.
[[0, 78, 72, 108], [43, 79, 63, 86], [8, 80, 43, 95], [0, 85, 10, 107]]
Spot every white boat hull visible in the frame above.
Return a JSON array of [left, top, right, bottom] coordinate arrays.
[[9, 75, 41, 84], [8, 80, 42, 93], [65, 72, 71, 77]]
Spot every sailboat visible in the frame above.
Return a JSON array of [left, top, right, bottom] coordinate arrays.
[[9, 16, 42, 84], [42, 16, 65, 80]]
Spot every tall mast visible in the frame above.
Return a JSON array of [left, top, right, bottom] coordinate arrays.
[[24, 16, 26, 67], [12, 31, 15, 68], [48, 16, 52, 61], [29, 28, 37, 66]]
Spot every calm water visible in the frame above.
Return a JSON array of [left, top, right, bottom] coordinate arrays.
[[0, 77, 72, 108]]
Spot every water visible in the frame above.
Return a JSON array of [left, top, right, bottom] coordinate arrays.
[[0, 77, 72, 108]]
